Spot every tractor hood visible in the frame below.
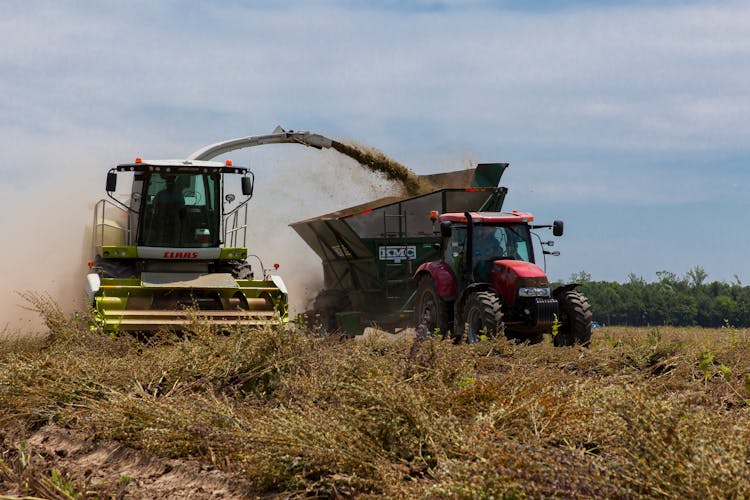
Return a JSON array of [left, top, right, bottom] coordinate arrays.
[[490, 260, 549, 308]]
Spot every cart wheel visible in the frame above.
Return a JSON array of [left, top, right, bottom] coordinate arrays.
[[415, 275, 451, 339]]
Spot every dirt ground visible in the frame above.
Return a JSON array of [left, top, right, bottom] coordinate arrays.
[[1, 424, 254, 498]]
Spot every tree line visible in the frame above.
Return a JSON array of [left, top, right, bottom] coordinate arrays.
[[558, 266, 750, 327]]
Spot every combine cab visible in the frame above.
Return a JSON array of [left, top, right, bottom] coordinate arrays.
[[291, 163, 508, 333], [86, 158, 287, 332]]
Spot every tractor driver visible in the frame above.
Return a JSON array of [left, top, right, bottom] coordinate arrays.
[[473, 226, 503, 281], [152, 174, 186, 245]]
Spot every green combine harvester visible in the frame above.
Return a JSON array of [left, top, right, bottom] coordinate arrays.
[[85, 127, 334, 333]]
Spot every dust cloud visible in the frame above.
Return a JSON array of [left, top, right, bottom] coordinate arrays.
[[237, 146, 408, 315], [0, 176, 99, 336]]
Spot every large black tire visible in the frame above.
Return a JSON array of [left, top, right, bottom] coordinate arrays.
[[554, 290, 593, 347], [414, 275, 451, 339], [462, 291, 503, 344]]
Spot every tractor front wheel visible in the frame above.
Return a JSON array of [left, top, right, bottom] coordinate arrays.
[[462, 291, 504, 344], [415, 275, 451, 339], [553, 290, 593, 347]]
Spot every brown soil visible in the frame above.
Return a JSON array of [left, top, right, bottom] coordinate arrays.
[[1, 424, 254, 499]]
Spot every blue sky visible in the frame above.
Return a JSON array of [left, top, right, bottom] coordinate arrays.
[[1, 0, 749, 321]]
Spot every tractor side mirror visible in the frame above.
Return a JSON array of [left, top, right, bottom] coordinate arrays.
[[553, 220, 564, 237], [440, 221, 452, 238], [106, 172, 117, 192], [241, 176, 254, 197]]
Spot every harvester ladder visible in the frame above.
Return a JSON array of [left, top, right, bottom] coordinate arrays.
[[224, 202, 248, 247], [384, 261, 413, 300], [92, 199, 131, 251], [382, 208, 413, 300]]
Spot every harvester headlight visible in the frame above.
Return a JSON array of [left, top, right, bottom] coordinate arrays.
[[518, 287, 551, 298]]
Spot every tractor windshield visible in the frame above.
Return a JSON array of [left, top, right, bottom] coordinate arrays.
[[139, 172, 221, 248], [473, 224, 533, 262], [472, 224, 534, 280]]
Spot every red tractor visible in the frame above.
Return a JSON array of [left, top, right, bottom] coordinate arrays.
[[414, 210, 592, 345]]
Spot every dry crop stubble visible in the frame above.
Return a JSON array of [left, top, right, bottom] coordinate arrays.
[[2, 299, 750, 497]]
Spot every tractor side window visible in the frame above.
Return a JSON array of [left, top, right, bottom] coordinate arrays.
[[513, 240, 530, 261], [502, 224, 533, 263], [450, 227, 467, 256], [444, 226, 467, 278]]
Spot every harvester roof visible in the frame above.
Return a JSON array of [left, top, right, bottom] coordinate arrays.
[[439, 210, 535, 224], [116, 158, 248, 174]]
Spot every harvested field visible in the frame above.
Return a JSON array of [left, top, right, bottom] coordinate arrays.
[[1, 296, 750, 498]]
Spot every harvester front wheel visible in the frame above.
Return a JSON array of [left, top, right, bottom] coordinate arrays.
[[553, 290, 593, 347], [463, 291, 503, 344], [93, 256, 136, 278], [415, 276, 451, 339]]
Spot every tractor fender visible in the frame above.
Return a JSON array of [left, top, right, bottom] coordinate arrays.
[[414, 261, 457, 300], [552, 283, 581, 298]]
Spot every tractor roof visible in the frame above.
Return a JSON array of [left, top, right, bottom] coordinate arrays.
[[116, 158, 248, 174], [439, 210, 535, 224]]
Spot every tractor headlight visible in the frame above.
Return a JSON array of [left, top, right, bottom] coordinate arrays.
[[518, 287, 551, 298]]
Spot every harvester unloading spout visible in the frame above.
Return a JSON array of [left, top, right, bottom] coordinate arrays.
[[187, 126, 334, 160]]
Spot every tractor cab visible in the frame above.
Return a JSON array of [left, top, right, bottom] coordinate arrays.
[[415, 209, 591, 346], [438, 211, 539, 285]]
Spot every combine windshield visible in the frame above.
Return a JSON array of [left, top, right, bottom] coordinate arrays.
[[139, 172, 220, 248]]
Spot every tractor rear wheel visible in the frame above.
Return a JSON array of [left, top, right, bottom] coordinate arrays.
[[415, 275, 451, 339], [553, 290, 593, 347], [463, 291, 503, 344]]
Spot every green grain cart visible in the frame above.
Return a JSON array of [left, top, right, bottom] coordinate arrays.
[[291, 163, 508, 334]]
